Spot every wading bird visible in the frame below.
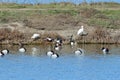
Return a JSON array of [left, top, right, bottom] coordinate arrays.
[[77, 26, 84, 35]]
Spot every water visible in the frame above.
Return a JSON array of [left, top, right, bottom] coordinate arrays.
[[0, 44, 120, 80]]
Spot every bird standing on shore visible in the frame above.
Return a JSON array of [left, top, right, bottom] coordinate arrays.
[[70, 35, 75, 46], [77, 26, 88, 43], [77, 26, 88, 36], [45, 37, 54, 42], [55, 37, 63, 44], [77, 26, 84, 35], [31, 33, 40, 41]]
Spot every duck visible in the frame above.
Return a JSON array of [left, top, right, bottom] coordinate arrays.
[[46, 50, 54, 57], [51, 53, 59, 59], [54, 46, 59, 51], [1, 49, 9, 55], [75, 48, 84, 56], [19, 47, 26, 53], [46, 50, 59, 59], [18, 42, 26, 53], [0, 49, 9, 57], [31, 33, 40, 41], [70, 35, 75, 46], [0, 52, 4, 57], [101, 47, 109, 54], [54, 43, 62, 51], [55, 37, 62, 44], [45, 37, 54, 42]]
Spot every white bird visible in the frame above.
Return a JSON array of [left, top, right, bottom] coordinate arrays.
[[51, 53, 59, 59], [46, 50, 54, 57], [101, 47, 109, 54], [77, 26, 84, 35], [46, 50, 59, 59], [1, 49, 9, 55], [75, 48, 84, 56], [31, 33, 40, 40], [19, 47, 26, 53], [18, 42, 26, 53]]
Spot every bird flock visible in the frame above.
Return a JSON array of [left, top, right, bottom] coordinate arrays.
[[0, 26, 110, 58]]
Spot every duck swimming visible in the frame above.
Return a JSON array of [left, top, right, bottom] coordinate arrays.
[[18, 42, 26, 53], [75, 48, 84, 56], [47, 50, 59, 59], [101, 47, 109, 54], [1, 49, 9, 55]]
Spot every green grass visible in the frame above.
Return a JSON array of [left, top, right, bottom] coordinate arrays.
[[0, 2, 120, 29]]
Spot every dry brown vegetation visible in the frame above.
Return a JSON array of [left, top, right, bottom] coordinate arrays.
[[41, 32, 64, 39], [23, 13, 78, 30], [0, 28, 26, 42]]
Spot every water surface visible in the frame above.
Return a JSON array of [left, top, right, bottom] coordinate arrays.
[[0, 44, 120, 80]]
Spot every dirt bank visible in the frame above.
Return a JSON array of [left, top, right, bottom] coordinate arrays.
[[0, 22, 120, 44]]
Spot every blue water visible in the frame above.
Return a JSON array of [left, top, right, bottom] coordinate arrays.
[[0, 0, 120, 4], [0, 44, 120, 80], [1, 54, 120, 80]]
